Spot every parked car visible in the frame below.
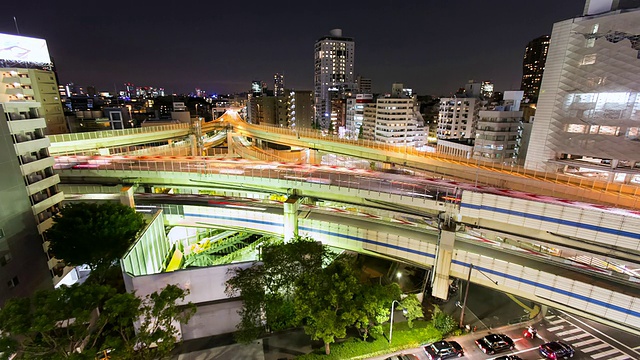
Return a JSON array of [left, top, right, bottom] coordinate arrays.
[[384, 355, 419, 360], [539, 341, 575, 359], [423, 340, 464, 359], [494, 356, 522, 360], [475, 333, 515, 354]]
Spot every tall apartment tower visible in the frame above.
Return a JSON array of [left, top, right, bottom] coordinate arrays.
[[274, 73, 285, 97], [525, 0, 640, 185], [520, 35, 550, 103], [314, 29, 355, 130]]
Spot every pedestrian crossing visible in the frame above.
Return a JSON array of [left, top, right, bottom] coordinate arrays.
[[543, 314, 635, 360]]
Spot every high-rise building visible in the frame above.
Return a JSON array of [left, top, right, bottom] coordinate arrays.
[[286, 90, 313, 129], [274, 73, 284, 97], [0, 33, 67, 136], [524, 0, 640, 184], [437, 97, 483, 139], [521, 35, 550, 103], [473, 91, 524, 164], [0, 100, 66, 305], [355, 75, 372, 94], [314, 29, 355, 129], [346, 94, 374, 139], [361, 84, 425, 147]]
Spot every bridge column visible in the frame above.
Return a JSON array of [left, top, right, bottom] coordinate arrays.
[[120, 185, 136, 208], [227, 131, 235, 156], [431, 219, 457, 300], [283, 196, 300, 242]]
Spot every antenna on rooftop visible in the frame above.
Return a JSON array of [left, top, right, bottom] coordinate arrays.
[[13, 16, 20, 34]]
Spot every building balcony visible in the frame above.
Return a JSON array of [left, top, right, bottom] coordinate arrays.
[[7, 117, 46, 133], [2, 76, 31, 85], [20, 157, 55, 178], [26, 174, 59, 196], [14, 137, 50, 155], [37, 217, 54, 235], [32, 192, 64, 217]]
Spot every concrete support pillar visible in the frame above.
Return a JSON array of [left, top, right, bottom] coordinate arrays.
[[431, 221, 456, 300], [283, 196, 300, 242], [226, 131, 235, 156], [120, 185, 135, 208], [188, 134, 197, 156], [308, 149, 322, 165]]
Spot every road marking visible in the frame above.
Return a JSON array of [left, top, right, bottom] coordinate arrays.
[[564, 332, 591, 341], [557, 310, 640, 358], [547, 319, 566, 325], [581, 343, 610, 353], [573, 338, 600, 347], [608, 355, 633, 360], [591, 349, 624, 359], [555, 328, 582, 336], [546, 325, 565, 332]]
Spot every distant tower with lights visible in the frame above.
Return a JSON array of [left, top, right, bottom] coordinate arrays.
[[274, 73, 284, 97], [520, 35, 550, 103], [314, 29, 355, 130]]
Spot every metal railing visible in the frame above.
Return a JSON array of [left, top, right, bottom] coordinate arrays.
[[48, 123, 190, 143]]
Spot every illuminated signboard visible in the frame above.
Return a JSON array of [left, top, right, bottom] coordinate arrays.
[[0, 33, 51, 64]]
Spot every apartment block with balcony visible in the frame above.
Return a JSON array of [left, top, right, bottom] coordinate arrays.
[[373, 94, 426, 148], [0, 101, 66, 305], [474, 110, 523, 164], [437, 97, 482, 139], [1, 69, 67, 135]]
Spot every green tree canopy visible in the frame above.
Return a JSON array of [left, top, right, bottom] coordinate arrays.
[[0, 283, 195, 360], [225, 236, 329, 342], [399, 293, 424, 328], [46, 202, 146, 273], [354, 283, 402, 340], [294, 257, 361, 355]]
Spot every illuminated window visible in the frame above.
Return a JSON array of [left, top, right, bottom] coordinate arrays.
[[581, 54, 596, 65], [599, 126, 618, 135], [567, 124, 586, 133]]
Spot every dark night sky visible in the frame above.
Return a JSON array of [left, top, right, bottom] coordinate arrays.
[[1, 1, 585, 96]]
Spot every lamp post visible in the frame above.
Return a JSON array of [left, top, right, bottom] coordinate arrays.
[[388, 299, 401, 344], [459, 263, 499, 328]]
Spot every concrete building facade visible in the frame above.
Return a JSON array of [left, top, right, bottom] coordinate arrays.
[[314, 29, 354, 130], [524, 1, 640, 184]]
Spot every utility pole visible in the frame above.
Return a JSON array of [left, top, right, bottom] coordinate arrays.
[[459, 264, 473, 328]]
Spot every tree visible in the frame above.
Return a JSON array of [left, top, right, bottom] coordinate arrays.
[[0, 284, 194, 360], [353, 283, 401, 340], [294, 257, 361, 355], [46, 202, 146, 277], [106, 284, 196, 360], [431, 304, 457, 335], [399, 293, 424, 328], [0, 283, 115, 359], [225, 236, 329, 342]]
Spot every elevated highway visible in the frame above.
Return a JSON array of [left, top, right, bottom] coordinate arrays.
[[56, 155, 640, 333]]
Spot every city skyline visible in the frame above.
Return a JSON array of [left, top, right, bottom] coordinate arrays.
[[1, 1, 584, 95]]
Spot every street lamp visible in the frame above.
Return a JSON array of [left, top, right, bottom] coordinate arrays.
[[388, 300, 401, 344], [459, 264, 498, 329]]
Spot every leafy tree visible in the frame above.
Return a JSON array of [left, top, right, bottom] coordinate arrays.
[[0, 283, 115, 359], [0, 284, 194, 360], [106, 284, 196, 360], [353, 283, 401, 340], [431, 305, 457, 335], [226, 236, 328, 342], [294, 257, 360, 355], [46, 202, 146, 278], [399, 294, 424, 328]]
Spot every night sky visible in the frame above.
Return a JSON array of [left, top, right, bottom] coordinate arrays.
[[1, 1, 585, 96]]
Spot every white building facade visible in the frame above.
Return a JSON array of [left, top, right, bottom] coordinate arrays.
[[437, 97, 482, 139], [525, 1, 640, 184]]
